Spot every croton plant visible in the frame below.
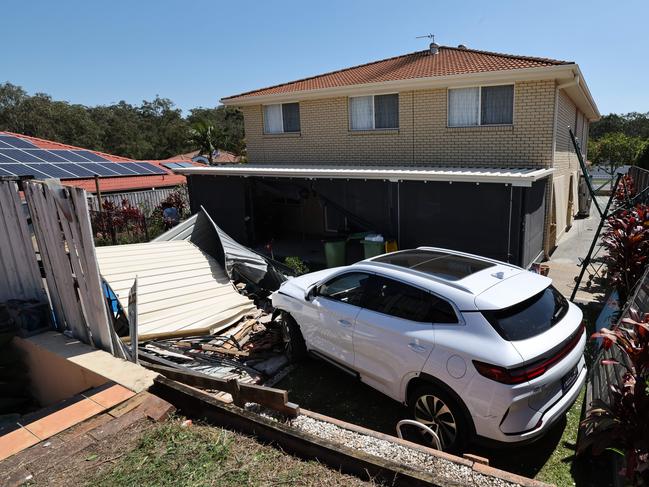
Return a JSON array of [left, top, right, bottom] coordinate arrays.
[[602, 175, 649, 304], [580, 309, 649, 485]]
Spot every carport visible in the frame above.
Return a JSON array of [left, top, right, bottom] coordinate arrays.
[[176, 165, 553, 268]]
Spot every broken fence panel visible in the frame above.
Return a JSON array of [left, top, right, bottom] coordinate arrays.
[[0, 181, 47, 303], [127, 276, 138, 363]]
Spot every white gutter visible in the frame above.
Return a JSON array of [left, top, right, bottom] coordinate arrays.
[[174, 165, 554, 187], [557, 73, 579, 90]]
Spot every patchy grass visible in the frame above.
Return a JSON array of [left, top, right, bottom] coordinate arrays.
[[87, 419, 373, 487], [534, 391, 583, 485]]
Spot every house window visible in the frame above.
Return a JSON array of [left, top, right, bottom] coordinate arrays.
[[263, 103, 300, 134], [448, 85, 514, 127], [349, 94, 399, 130]]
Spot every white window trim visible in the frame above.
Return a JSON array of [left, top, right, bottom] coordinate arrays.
[[447, 84, 515, 128], [263, 103, 300, 134], [349, 93, 399, 131]]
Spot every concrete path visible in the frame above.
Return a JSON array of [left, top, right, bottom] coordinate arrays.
[[546, 197, 609, 304]]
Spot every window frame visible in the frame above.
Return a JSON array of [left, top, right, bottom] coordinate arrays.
[[263, 102, 301, 134], [447, 83, 515, 128], [348, 93, 400, 131], [360, 273, 461, 325], [316, 271, 373, 307]]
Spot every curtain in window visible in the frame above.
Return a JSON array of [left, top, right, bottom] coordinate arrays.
[[448, 88, 480, 126], [282, 103, 300, 132], [263, 104, 283, 133], [349, 96, 373, 130], [375, 94, 399, 129], [481, 85, 514, 125]]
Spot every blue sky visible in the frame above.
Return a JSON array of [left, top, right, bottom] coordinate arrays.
[[2, 0, 647, 116]]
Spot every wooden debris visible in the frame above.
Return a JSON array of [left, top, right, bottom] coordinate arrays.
[[144, 363, 299, 417]]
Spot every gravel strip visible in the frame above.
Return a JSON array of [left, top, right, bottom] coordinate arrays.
[[246, 405, 520, 487]]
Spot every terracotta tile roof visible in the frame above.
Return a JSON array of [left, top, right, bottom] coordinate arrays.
[[223, 46, 572, 100], [0, 131, 194, 193], [167, 149, 241, 164]]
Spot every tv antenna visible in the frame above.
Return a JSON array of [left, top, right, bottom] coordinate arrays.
[[416, 34, 439, 54], [416, 34, 435, 42]]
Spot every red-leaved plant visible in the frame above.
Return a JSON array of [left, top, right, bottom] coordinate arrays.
[[91, 198, 145, 238], [602, 203, 649, 304], [614, 174, 637, 205], [580, 309, 649, 485]]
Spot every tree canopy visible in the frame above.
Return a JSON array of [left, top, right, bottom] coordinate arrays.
[[0, 82, 245, 160], [589, 112, 649, 170]]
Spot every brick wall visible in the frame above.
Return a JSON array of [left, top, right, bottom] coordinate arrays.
[[550, 89, 588, 245], [241, 80, 557, 168]]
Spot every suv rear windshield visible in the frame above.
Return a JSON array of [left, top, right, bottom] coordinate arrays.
[[482, 286, 569, 341]]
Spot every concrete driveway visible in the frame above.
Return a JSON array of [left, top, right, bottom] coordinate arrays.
[[546, 197, 609, 303]]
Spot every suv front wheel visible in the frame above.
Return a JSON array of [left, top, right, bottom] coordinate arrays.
[[280, 312, 307, 362], [409, 384, 468, 453]]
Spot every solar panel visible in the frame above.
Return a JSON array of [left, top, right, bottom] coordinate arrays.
[[0, 140, 13, 149], [47, 150, 90, 162], [131, 162, 159, 174], [0, 135, 38, 149], [177, 162, 195, 168], [26, 164, 75, 179], [118, 163, 146, 174], [84, 163, 120, 176], [161, 162, 180, 170], [23, 149, 69, 162], [138, 162, 167, 174], [0, 149, 46, 163], [23, 149, 70, 163], [0, 164, 49, 178], [56, 163, 97, 177], [0, 152, 19, 163], [72, 150, 109, 162], [0, 166, 14, 177]]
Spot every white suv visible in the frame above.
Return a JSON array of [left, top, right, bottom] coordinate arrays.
[[271, 248, 586, 451]]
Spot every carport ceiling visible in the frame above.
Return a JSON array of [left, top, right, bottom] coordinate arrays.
[[174, 164, 553, 187]]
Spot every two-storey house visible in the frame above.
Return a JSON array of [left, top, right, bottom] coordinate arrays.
[[178, 44, 599, 267]]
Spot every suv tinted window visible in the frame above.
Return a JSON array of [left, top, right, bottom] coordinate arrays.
[[318, 272, 371, 307], [482, 286, 569, 341], [363, 276, 458, 323]]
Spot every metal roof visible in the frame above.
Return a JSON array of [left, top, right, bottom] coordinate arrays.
[[96, 240, 256, 340], [173, 164, 553, 187]]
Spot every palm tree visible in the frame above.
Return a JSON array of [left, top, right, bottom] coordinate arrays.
[[188, 121, 219, 165]]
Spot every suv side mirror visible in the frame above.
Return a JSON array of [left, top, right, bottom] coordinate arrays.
[[305, 285, 317, 301]]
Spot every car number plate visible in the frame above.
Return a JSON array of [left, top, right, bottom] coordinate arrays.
[[561, 365, 578, 393]]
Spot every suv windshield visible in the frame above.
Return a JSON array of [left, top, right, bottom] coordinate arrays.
[[482, 286, 569, 341]]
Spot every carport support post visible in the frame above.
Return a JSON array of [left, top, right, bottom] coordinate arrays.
[[397, 181, 401, 249]]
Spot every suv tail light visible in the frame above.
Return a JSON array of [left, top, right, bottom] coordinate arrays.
[[473, 323, 585, 385]]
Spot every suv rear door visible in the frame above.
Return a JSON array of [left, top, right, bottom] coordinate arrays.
[[353, 275, 458, 400]]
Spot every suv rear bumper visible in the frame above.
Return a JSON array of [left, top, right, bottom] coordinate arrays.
[[483, 361, 587, 444]]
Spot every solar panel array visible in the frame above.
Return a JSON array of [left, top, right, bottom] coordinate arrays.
[[0, 135, 167, 180], [161, 162, 196, 170]]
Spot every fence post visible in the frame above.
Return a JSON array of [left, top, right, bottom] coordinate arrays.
[[109, 213, 117, 245], [142, 214, 149, 242]]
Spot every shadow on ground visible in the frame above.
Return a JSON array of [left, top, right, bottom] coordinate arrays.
[[277, 357, 615, 486]]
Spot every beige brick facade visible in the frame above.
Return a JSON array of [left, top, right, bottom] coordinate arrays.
[[547, 89, 590, 250], [240, 79, 591, 260], [242, 80, 557, 168]]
